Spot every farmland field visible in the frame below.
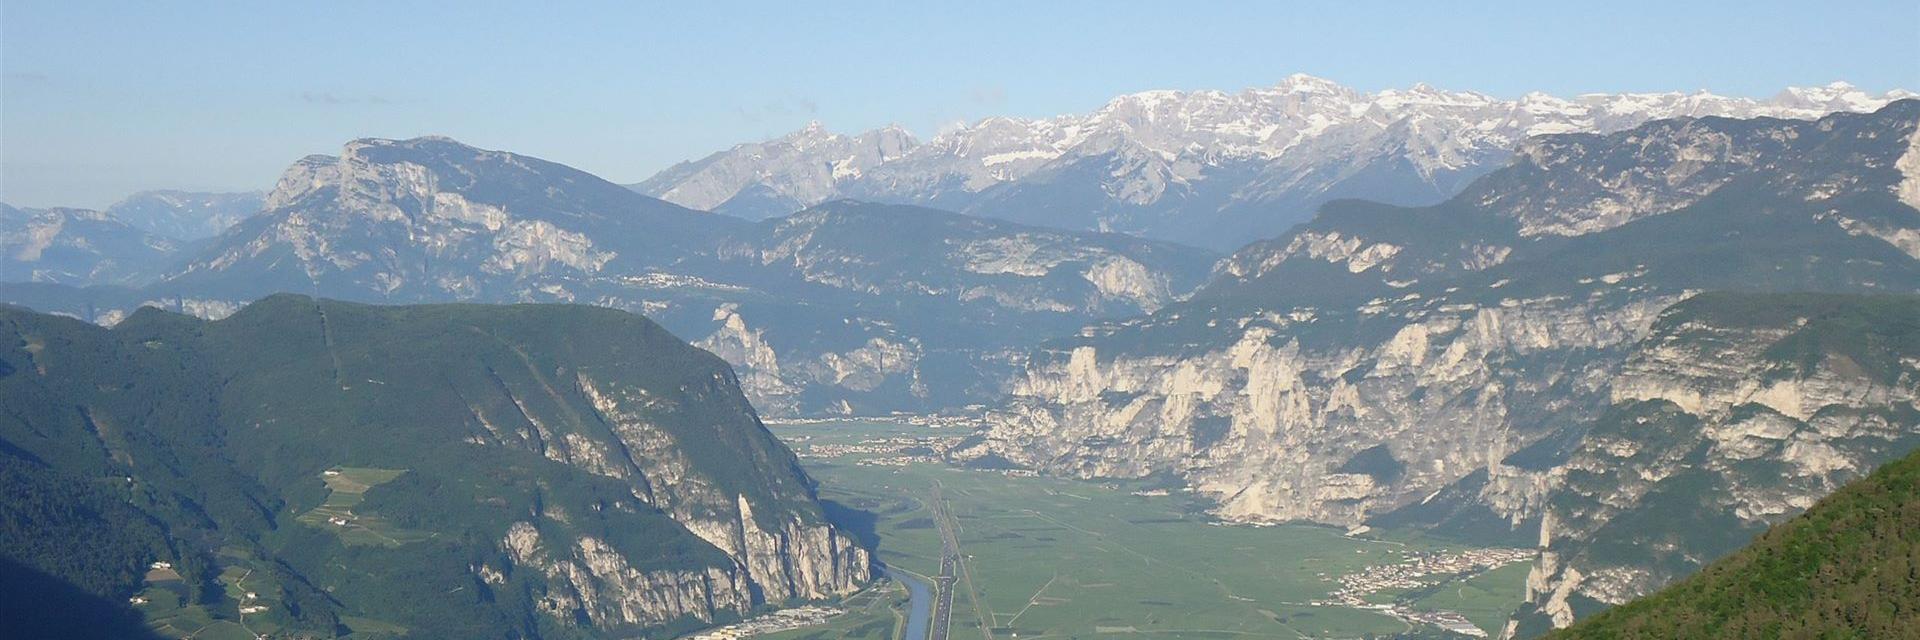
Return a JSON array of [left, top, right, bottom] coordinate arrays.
[[130, 467, 429, 638], [771, 419, 1534, 640], [295, 467, 435, 547]]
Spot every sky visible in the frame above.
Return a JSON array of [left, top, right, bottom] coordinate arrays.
[[3, 0, 1917, 209]]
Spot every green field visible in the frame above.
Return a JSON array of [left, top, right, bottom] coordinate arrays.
[[135, 548, 289, 639], [125, 467, 426, 638], [1415, 562, 1533, 633], [773, 420, 1532, 639], [135, 544, 411, 639], [295, 467, 436, 546]]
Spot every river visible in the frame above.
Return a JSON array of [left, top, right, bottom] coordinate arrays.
[[883, 567, 932, 640]]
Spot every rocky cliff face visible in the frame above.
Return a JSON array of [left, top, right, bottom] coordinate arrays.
[[982, 285, 1678, 525], [169, 137, 735, 301], [376, 301, 872, 631], [501, 520, 754, 629], [413, 345, 872, 630], [568, 372, 869, 606]]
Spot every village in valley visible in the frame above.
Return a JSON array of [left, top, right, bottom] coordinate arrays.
[[1314, 547, 1540, 637]]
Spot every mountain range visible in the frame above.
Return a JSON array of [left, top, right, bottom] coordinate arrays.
[[633, 76, 1914, 249], [0, 190, 265, 287], [4, 136, 1214, 415]]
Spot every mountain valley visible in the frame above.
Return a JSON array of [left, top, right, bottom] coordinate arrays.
[[3, 75, 1918, 639]]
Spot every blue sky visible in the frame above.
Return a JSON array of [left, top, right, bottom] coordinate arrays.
[[4, 0, 1917, 208]]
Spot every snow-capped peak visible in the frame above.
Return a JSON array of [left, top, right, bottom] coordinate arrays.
[[1275, 73, 1345, 95], [637, 76, 1913, 237], [1772, 82, 1888, 113]]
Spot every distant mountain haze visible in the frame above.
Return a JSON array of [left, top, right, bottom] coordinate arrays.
[[104, 190, 265, 241], [0, 204, 181, 286]]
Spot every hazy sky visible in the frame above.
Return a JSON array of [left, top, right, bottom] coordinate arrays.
[[4, 0, 1917, 208]]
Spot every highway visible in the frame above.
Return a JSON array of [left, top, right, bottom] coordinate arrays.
[[929, 482, 959, 640]]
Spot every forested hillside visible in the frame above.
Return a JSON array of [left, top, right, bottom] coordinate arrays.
[[0, 296, 869, 638]]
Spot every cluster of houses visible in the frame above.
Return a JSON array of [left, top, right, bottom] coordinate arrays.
[[1310, 547, 1538, 638], [765, 413, 987, 429], [679, 605, 843, 640], [129, 561, 178, 605], [1324, 547, 1535, 600], [797, 434, 963, 462]]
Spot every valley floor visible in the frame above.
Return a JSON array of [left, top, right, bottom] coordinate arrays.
[[764, 420, 1534, 640]]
